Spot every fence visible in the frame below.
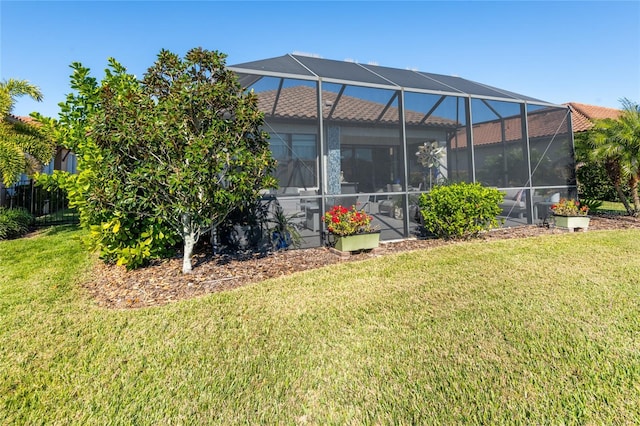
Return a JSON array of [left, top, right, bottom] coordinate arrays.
[[0, 178, 79, 226]]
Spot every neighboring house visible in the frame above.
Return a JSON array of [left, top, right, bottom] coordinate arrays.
[[0, 114, 76, 210], [564, 102, 622, 133], [8, 115, 77, 176]]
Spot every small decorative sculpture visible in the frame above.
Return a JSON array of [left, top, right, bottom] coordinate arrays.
[[416, 141, 445, 189]]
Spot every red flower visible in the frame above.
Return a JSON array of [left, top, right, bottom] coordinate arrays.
[[324, 204, 374, 236]]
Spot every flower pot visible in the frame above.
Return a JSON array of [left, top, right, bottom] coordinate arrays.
[[334, 232, 380, 252], [554, 215, 590, 231], [272, 230, 292, 249]]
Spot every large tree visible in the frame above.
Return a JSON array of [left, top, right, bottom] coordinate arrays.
[[0, 79, 55, 186], [43, 48, 276, 273], [584, 98, 640, 215]]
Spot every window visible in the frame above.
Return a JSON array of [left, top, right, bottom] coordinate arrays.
[[269, 133, 318, 189]]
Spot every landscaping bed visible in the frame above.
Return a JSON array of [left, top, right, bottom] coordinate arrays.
[[84, 214, 640, 309]]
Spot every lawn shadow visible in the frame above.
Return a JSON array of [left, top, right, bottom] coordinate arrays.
[[38, 224, 82, 237]]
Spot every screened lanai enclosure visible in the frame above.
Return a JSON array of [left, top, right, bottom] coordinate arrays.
[[229, 54, 575, 248]]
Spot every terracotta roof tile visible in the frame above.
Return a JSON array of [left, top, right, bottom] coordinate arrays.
[[454, 107, 572, 146], [255, 87, 600, 147], [6, 114, 37, 125], [564, 102, 622, 132], [257, 85, 457, 128]]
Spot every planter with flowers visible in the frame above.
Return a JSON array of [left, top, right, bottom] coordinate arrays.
[[551, 198, 590, 231], [324, 205, 379, 252]]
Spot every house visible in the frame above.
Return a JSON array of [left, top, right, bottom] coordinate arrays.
[[229, 54, 577, 246], [4, 115, 77, 176], [0, 114, 76, 214]]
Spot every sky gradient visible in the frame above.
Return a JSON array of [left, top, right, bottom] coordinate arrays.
[[2, 1, 639, 118]]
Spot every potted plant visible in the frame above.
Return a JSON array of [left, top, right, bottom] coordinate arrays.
[[269, 204, 303, 250], [551, 198, 590, 231], [324, 205, 379, 252]]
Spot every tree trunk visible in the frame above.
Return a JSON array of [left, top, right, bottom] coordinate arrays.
[[182, 213, 196, 274], [605, 159, 633, 215], [630, 175, 640, 216], [614, 183, 633, 215]]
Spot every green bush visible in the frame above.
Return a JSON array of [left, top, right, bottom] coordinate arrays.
[[581, 198, 604, 212], [576, 161, 628, 202], [37, 171, 179, 270], [574, 131, 630, 203], [0, 207, 35, 240], [87, 213, 179, 270], [419, 183, 503, 239]]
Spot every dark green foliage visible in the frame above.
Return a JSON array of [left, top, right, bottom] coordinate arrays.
[[0, 79, 56, 186], [216, 196, 273, 253], [419, 183, 503, 239], [577, 99, 640, 215], [576, 161, 628, 201], [36, 48, 276, 272], [268, 203, 303, 250], [216, 196, 303, 253], [581, 198, 603, 211], [475, 147, 529, 188], [0, 207, 34, 240], [574, 131, 629, 202]]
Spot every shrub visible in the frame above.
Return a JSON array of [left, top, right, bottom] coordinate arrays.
[[419, 183, 503, 239], [87, 214, 179, 270], [576, 161, 628, 202], [0, 207, 34, 240], [582, 198, 603, 211], [216, 196, 273, 253]]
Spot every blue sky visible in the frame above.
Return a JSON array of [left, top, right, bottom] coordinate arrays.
[[2, 1, 639, 118]]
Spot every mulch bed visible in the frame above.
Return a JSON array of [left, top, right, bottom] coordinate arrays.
[[83, 214, 640, 309]]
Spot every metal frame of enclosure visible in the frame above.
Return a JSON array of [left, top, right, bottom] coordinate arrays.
[[229, 54, 576, 248]]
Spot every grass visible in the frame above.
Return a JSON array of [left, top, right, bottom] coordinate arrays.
[[592, 200, 628, 213], [1, 226, 640, 424], [35, 208, 79, 225]]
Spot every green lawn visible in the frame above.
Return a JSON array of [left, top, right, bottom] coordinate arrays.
[[593, 200, 628, 213], [1, 226, 640, 424], [35, 208, 79, 225]]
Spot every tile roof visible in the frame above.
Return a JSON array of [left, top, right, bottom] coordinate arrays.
[[564, 102, 622, 132], [257, 86, 576, 147], [257, 85, 458, 128], [6, 114, 36, 124], [452, 107, 572, 146]]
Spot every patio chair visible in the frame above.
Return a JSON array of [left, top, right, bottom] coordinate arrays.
[[356, 194, 371, 213]]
